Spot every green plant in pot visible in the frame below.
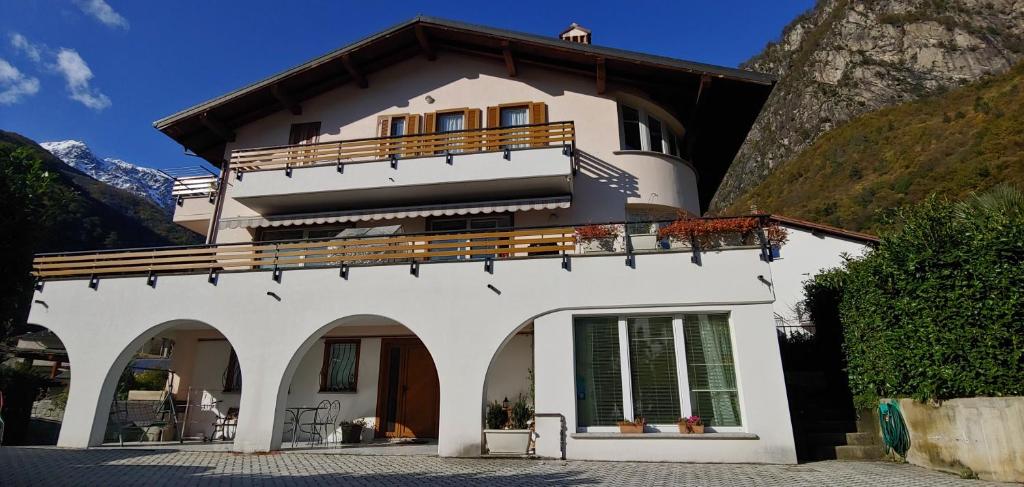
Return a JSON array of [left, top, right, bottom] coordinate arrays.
[[339, 418, 367, 444], [483, 395, 533, 454]]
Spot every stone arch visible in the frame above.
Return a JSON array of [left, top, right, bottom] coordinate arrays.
[[271, 314, 443, 449], [87, 318, 245, 446]]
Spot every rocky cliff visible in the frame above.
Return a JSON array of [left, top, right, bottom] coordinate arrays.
[[40, 140, 174, 212], [710, 0, 1024, 212]]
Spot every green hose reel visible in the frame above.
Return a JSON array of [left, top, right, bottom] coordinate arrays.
[[879, 400, 910, 457]]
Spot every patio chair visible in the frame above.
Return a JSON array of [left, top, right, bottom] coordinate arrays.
[[211, 407, 239, 441], [299, 400, 337, 446]]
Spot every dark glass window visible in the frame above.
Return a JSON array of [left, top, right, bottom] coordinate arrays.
[[320, 340, 359, 392], [647, 116, 664, 154], [621, 106, 642, 151], [574, 316, 624, 427]]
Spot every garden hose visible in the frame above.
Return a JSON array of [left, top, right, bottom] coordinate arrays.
[[878, 400, 909, 457]]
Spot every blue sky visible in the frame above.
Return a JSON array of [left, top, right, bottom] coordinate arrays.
[[0, 1, 813, 170]]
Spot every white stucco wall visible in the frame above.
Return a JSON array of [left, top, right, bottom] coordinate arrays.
[[533, 306, 795, 463], [484, 334, 533, 406], [210, 52, 699, 244], [768, 226, 871, 324], [29, 247, 791, 463]]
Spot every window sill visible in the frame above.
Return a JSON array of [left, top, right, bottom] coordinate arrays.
[[318, 390, 358, 394], [571, 432, 758, 440]]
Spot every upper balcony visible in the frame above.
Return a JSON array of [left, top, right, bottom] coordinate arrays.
[[163, 167, 221, 237], [227, 122, 576, 214]]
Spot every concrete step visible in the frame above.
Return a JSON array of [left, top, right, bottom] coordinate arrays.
[[845, 432, 879, 446], [835, 444, 885, 461]]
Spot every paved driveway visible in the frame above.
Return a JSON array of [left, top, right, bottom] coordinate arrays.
[[0, 447, 1010, 486]]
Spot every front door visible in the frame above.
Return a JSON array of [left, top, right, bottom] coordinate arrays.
[[375, 338, 440, 438]]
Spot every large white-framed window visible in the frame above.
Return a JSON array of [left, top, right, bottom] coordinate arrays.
[[617, 104, 683, 158], [573, 312, 743, 433]]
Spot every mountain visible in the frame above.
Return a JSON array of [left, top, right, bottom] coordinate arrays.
[[723, 61, 1024, 233], [711, 0, 1024, 212], [1, 131, 200, 252], [40, 140, 174, 212]]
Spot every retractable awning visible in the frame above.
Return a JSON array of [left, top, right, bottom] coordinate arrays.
[[218, 196, 571, 229]]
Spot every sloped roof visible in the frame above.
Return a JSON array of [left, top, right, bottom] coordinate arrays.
[[771, 215, 880, 244], [155, 16, 776, 211]]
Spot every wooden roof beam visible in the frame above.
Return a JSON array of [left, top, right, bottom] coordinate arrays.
[[270, 84, 302, 115], [501, 40, 517, 77], [199, 112, 235, 142], [341, 53, 368, 89], [595, 57, 606, 94], [415, 25, 437, 61]]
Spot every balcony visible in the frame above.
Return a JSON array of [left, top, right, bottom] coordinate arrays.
[[163, 167, 220, 236], [31, 217, 777, 281], [228, 122, 575, 214]]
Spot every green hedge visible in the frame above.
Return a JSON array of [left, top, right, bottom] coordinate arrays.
[[805, 186, 1024, 408]]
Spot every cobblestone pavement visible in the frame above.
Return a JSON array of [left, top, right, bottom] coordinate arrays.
[[0, 447, 1012, 486]]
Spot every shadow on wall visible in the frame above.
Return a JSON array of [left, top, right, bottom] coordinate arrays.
[[0, 448, 600, 485], [572, 150, 638, 222]]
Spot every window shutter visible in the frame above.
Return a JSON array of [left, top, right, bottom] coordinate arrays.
[[627, 316, 681, 423], [405, 115, 420, 157], [376, 116, 391, 157], [529, 102, 547, 147], [421, 112, 436, 155], [573, 317, 624, 427], [529, 102, 547, 124], [485, 107, 500, 151], [466, 108, 482, 151]]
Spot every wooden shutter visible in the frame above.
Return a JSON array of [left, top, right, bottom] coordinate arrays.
[[485, 107, 500, 150], [404, 115, 420, 157], [529, 102, 547, 147], [376, 116, 391, 157], [466, 108, 482, 151], [421, 112, 436, 155]]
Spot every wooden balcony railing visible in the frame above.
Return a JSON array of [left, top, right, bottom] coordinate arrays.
[[229, 121, 575, 172], [32, 227, 577, 279]]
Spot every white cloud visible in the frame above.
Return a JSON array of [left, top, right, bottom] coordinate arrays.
[[10, 33, 43, 63], [54, 48, 111, 110], [0, 58, 41, 105], [74, 0, 129, 29]]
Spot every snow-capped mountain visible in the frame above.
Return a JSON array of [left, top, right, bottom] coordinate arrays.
[[40, 140, 174, 212]]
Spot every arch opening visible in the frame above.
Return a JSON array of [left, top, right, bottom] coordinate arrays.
[[95, 320, 244, 447], [480, 320, 535, 455], [273, 315, 440, 452], [1, 324, 70, 445]]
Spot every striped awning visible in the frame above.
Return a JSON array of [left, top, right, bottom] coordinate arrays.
[[218, 196, 571, 229]]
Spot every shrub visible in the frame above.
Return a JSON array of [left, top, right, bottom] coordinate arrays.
[[485, 400, 507, 430], [805, 186, 1024, 408], [508, 394, 533, 430]]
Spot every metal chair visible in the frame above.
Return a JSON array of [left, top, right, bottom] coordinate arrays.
[[299, 400, 332, 446], [211, 407, 239, 441]]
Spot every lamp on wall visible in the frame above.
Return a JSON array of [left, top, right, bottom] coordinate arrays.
[[424, 95, 435, 104]]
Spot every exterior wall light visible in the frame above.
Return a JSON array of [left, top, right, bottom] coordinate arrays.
[[424, 95, 435, 104]]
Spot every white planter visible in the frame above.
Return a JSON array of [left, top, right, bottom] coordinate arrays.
[[484, 429, 531, 454], [628, 233, 660, 252], [581, 237, 615, 253]]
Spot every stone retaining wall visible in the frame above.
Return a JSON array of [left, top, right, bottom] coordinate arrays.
[[893, 397, 1024, 482]]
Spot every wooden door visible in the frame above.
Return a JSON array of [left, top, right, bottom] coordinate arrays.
[[375, 338, 440, 438]]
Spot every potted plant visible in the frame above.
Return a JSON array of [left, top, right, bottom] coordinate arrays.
[[339, 418, 367, 443], [483, 395, 533, 454], [576, 224, 618, 253], [617, 417, 646, 434], [679, 415, 704, 434]]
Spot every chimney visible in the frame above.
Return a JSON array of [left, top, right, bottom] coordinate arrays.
[[559, 22, 592, 45]]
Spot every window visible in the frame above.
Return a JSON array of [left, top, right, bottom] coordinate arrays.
[[683, 314, 741, 427], [618, 104, 683, 157], [257, 225, 352, 242], [572, 313, 742, 430], [289, 122, 321, 145], [500, 106, 529, 149], [223, 348, 242, 392], [376, 114, 419, 158], [621, 106, 642, 151], [427, 215, 513, 261], [627, 316, 680, 423], [574, 317, 624, 427], [647, 116, 664, 154], [320, 339, 360, 392], [390, 117, 406, 137]]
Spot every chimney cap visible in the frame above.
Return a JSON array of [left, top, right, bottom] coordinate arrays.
[[559, 22, 592, 44]]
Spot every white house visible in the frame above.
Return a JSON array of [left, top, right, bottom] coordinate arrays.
[[25, 17, 875, 464]]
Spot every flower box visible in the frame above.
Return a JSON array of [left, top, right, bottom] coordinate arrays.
[[617, 419, 646, 434], [484, 429, 531, 454], [581, 237, 616, 253]]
